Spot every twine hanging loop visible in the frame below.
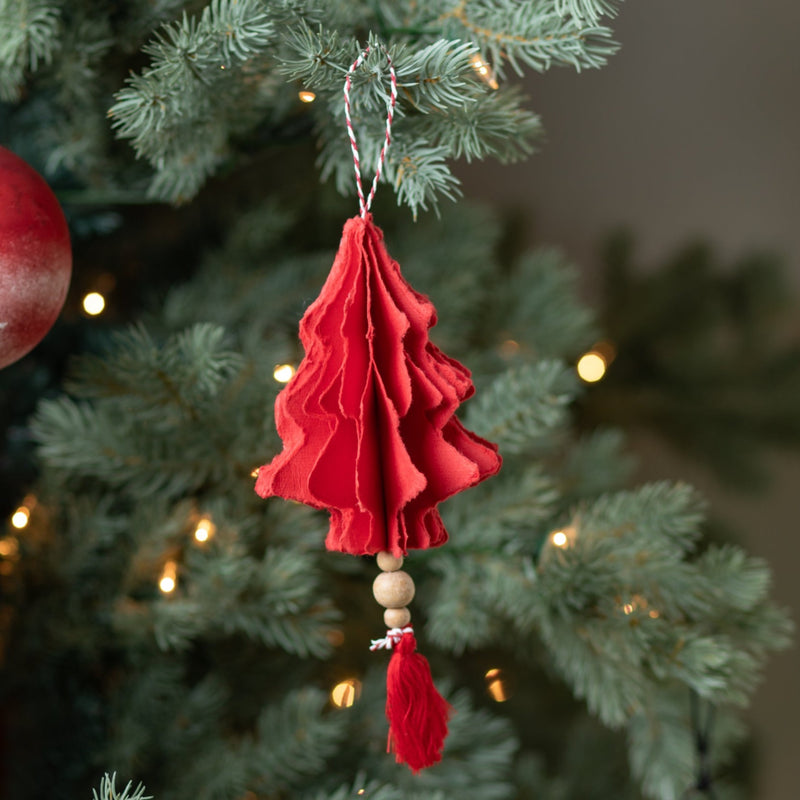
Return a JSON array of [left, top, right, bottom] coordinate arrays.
[[343, 45, 398, 218]]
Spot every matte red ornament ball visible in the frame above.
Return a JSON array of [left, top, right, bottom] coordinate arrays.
[[0, 146, 72, 369]]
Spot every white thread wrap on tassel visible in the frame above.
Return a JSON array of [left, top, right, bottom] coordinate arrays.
[[370, 626, 413, 651]]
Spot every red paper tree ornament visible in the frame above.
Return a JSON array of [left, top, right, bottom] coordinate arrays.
[[256, 45, 501, 771], [255, 212, 500, 557], [0, 146, 72, 369]]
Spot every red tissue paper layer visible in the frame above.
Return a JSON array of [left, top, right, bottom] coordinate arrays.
[[255, 214, 501, 556]]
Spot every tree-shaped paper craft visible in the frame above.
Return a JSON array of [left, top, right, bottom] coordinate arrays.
[[256, 214, 502, 557]]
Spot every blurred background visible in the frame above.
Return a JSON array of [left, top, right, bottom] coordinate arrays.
[[460, 2, 800, 797]]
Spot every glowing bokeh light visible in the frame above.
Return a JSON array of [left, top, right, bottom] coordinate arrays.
[[10, 507, 30, 529], [576, 351, 607, 383], [330, 678, 361, 708], [194, 517, 215, 543], [273, 363, 296, 383], [485, 668, 509, 702], [551, 530, 569, 548], [83, 292, 106, 316], [159, 562, 178, 594]]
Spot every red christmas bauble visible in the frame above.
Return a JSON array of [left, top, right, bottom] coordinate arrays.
[[0, 146, 72, 369]]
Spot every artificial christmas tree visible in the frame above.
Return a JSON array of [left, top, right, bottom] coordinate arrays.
[[0, 2, 792, 800]]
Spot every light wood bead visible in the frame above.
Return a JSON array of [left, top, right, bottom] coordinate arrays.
[[384, 607, 411, 628], [372, 570, 415, 609], [376, 551, 404, 572]]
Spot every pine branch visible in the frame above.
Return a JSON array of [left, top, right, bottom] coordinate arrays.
[[426, 552, 527, 651], [560, 429, 635, 502], [69, 323, 245, 404], [32, 324, 254, 498], [152, 545, 340, 657], [92, 0, 623, 207], [411, 85, 543, 162], [440, 0, 619, 76], [1, 0, 626, 207], [108, 0, 275, 202], [248, 688, 348, 793], [278, 21, 351, 89], [553, 0, 622, 24], [444, 465, 561, 552], [464, 360, 579, 453], [577, 481, 706, 555], [385, 140, 462, 218], [304, 778, 421, 800], [0, 0, 61, 100], [501, 249, 599, 360], [392, 38, 484, 112], [628, 688, 747, 800], [93, 773, 152, 800], [105, 662, 188, 775]]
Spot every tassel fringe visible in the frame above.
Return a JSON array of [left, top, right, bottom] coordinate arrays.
[[385, 630, 450, 772]]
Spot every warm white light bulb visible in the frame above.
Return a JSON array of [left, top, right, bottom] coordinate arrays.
[[298, 90, 316, 103], [273, 363, 296, 383], [484, 667, 510, 702], [83, 292, 106, 316], [487, 679, 508, 702], [10, 507, 30, 529], [484, 667, 509, 702], [469, 54, 499, 89], [330, 678, 361, 708], [576, 351, 607, 383], [551, 530, 568, 548], [159, 562, 178, 594], [194, 517, 215, 543]]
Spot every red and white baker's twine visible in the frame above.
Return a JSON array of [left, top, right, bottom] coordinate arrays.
[[343, 45, 398, 219], [370, 626, 413, 651]]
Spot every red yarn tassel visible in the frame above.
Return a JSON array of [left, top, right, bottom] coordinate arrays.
[[385, 630, 450, 772]]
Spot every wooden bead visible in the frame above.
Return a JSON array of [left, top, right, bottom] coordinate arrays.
[[384, 607, 411, 628], [372, 570, 415, 609], [376, 551, 404, 572]]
